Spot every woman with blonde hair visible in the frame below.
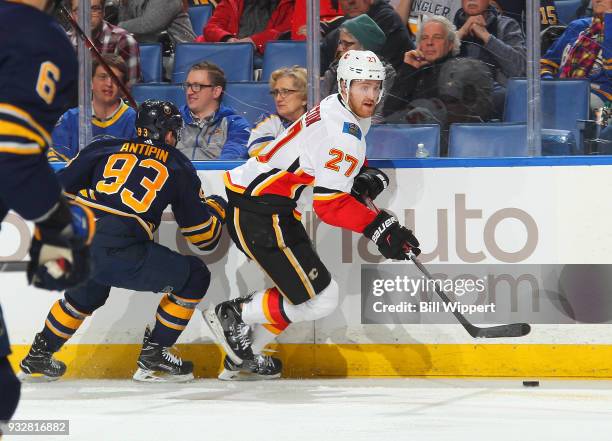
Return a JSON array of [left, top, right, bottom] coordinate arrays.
[[247, 66, 308, 157]]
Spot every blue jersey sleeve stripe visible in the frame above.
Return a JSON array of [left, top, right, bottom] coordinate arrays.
[[248, 135, 276, 149], [0, 142, 42, 154], [0, 120, 46, 148], [47, 147, 70, 162], [0, 103, 52, 146], [180, 217, 213, 233]]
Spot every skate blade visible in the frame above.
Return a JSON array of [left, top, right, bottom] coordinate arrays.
[[132, 367, 194, 383], [202, 309, 244, 365], [218, 369, 281, 381], [17, 370, 61, 383]]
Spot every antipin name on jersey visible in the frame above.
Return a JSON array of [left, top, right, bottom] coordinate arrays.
[[119, 142, 170, 163]]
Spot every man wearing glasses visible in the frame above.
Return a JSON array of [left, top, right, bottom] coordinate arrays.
[[176, 61, 251, 160], [69, 0, 141, 86]]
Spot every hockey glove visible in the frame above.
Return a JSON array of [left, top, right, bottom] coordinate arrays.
[[27, 199, 95, 291], [204, 195, 228, 223], [363, 211, 420, 260], [351, 166, 389, 202]]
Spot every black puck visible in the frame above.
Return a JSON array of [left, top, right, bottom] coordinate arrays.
[[522, 381, 539, 387]]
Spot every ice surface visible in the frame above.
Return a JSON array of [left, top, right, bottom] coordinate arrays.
[[9, 379, 612, 441]]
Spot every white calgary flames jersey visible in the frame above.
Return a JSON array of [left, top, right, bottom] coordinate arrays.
[[225, 94, 377, 233]]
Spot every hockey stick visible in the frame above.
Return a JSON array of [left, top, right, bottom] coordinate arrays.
[[362, 195, 531, 338], [0, 261, 28, 272], [56, 5, 138, 109]]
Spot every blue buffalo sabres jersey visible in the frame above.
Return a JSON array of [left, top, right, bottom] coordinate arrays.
[[59, 137, 223, 249], [0, 0, 78, 221], [48, 102, 137, 162]]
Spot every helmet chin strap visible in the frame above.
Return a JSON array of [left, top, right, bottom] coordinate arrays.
[[339, 80, 356, 116]]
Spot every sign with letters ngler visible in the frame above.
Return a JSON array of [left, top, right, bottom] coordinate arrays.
[[2, 165, 612, 347]]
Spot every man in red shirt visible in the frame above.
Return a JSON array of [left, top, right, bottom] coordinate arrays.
[[195, 0, 294, 54]]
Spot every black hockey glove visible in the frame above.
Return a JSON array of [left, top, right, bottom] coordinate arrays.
[[351, 166, 389, 202], [204, 194, 228, 223], [363, 211, 420, 260], [28, 199, 95, 291]]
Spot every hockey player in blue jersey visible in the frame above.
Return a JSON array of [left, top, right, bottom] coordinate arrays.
[[0, 0, 96, 426], [19, 100, 227, 383]]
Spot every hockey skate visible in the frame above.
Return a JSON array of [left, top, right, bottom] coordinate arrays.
[[18, 332, 66, 382], [133, 327, 194, 383], [203, 297, 254, 364], [218, 354, 282, 381]]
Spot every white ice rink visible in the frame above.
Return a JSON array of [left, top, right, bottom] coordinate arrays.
[[6, 379, 612, 441]]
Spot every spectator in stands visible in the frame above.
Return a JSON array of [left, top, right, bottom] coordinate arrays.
[[292, 0, 344, 40], [541, 0, 612, 111], [176, 61, 251, 159], [453, 0, 526, 114], [195, 0, 294, 54], [383, 15, 493, 155], [116, 0, 196, 45], [70, 0, 141, 86], [394, 0, 461, 39], [248, 66, 307, 157], [321, 14, 394, 123], [490, 0, 559, 29], [320, 0, 415, 73], [48, 55, 136, 162]]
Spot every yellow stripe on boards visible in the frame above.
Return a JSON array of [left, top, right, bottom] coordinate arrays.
[[8, 344, 612, 379]]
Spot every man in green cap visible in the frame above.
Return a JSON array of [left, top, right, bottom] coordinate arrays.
[[322, 14, 396, 123]]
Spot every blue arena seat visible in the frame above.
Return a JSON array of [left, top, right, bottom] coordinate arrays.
[[131, 83, 185, 108], [448, 123, 529, 157], [188, 5, 213, 36], [554, 0, 582, 25], [503, 78, 590, 143], [261, 41, 307, 81], [139, 43, 162, 83], [172, 43, 254, 84], [222, 82, 275, 125], [448, 123, 578, 157], [365, 124, 440, 158]]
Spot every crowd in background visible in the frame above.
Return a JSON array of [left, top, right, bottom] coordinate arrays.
[[50, 0, 611, 158]]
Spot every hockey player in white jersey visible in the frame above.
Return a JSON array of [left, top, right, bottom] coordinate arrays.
[[205, 50, 421, 380]]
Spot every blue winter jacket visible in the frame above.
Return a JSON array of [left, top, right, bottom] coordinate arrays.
[[176, 104, 251, 160]]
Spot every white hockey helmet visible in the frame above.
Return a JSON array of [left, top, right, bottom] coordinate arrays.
[[337, 50, 386, 105]]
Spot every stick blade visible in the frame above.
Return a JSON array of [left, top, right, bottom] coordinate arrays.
[[470, 323, 531, 339]]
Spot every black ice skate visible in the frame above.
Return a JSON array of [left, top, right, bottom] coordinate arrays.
[[203, 297, 254, 364], [133, 327, 194, 383], [18, 332, 66, 381], [218, 354, 282, 381]]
